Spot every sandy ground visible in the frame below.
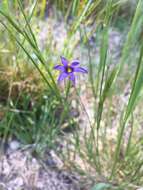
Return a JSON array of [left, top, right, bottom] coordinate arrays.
[[0, 145, 83, 190]]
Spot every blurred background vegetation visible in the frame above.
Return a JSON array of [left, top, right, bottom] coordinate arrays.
[[0, 0, 143, 189]]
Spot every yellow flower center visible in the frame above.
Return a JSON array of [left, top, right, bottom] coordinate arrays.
[[67, 67, 72, 73]]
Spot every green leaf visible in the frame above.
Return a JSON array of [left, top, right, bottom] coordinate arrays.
[[91, 183, 112, 190]]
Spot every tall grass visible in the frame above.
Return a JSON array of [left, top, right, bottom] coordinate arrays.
[[0, 0, 143, 189]]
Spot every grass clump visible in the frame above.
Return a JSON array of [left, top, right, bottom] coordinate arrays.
[[0, 0, 143, 189]]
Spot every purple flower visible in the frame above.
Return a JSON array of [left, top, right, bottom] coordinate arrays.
[[54, 56, 88, 85]]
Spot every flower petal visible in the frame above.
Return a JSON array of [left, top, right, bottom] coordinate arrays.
[[74, 67, 88, 73], [60, 56, 68, 66], [71, 60, 80, 66], [69, 73, 75, 85], [54, 65, 65, 71], [58, 72, 68, 83]]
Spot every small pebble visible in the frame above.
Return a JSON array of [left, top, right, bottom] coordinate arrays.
[[9, 140, 20, 151]]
